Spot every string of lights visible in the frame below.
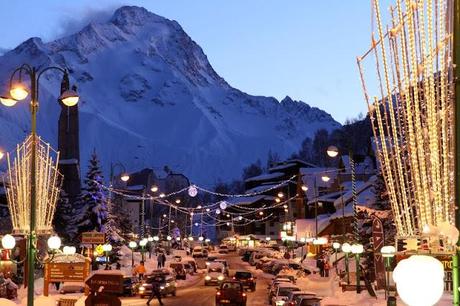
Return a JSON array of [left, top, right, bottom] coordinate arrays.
[[358, 0, 454, 236]]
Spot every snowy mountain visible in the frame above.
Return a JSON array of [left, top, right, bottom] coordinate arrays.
[[0, 6, 340, 185]]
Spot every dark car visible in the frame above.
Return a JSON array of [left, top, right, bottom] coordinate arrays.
[[241, 250, 254, 262], [233, 271, 256, 291], [122, 276, 137, 296], [138, 275, 177, 298], [169, 263, 187, 280], [216, 281, 247, 306]]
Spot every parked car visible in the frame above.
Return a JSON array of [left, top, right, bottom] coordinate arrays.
[[241, 250, 255, 262], [218, 244, 229, 254], [275, 274, 296, 284], [169, 263, 187, 280], [286, 291, 318, 306], [233, 271, 256, 291], [192, 246, 205, 258], [215, 280, 247, 306], [204, 263, 226, 286], [256, 257, 273, 270], [138, 275, 177, 298], [183, 263, 194, 275], [271, 283, 301, 306]]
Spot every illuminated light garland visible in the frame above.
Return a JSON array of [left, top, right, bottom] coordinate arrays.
[[358, 0, 454, 236], [4, 136, 62, 234]]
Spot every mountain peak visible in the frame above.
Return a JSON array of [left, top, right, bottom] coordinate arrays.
[[281, 96, 293, 104], [111, 6, 162, 28]]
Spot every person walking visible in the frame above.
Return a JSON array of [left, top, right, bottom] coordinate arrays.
[[317, 256, 324, 277], [157, 254, 163, 268], [134, 261, 147, 280], [161, 253, 167, 267], [147, 277, 164, 306]]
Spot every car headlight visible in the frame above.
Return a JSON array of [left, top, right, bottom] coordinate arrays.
[[217, 275, 224, 281], [276, 301, 285, 306], [165, 283, 170, 287], [160, 286, 165, 290], [205, 276, 211, 280], [139, 286, 145, 292]]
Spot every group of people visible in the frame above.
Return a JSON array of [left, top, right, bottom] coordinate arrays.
[[316, 253, 331, 277], [157, 252, 167, 268]]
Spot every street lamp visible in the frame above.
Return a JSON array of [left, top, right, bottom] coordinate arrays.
[[332, 242, 341, 274], [2, 234, 61, 262], [351, 243, 364, 293], [139, 238, 147, 261], [129, 241, 137, 267], [0, 64, 79, 306], [381, 245, 396, 302], [102, 243, 112, 267], [326, 144, 356, 242], [341, 242, 351, 285], [326, 145, 339, 158]]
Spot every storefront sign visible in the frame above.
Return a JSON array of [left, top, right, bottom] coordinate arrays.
[[81, 232, 105, 244]]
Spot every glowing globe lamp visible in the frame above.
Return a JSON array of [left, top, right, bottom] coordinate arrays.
[[10, 83, 28, 101], [1, 234, 16, 250], [393, 255, 444, 306], [47, 236, 62, 250]]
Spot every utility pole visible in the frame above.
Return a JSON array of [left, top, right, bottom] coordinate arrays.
[[453, 0, 460, 304]]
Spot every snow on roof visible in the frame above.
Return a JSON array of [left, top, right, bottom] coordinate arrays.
[[268, 163, 297, 172], [300, 167, 338, 198], [59, 158, 79, 165], [307, 190, 345, 205], [245, 182, 287, 194], [245, 172, 284, 183], [125, 184, 146, 191]]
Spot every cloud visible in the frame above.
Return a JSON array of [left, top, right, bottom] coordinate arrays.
[[0, 47, 10, 56], [52, 4, 121, 39]]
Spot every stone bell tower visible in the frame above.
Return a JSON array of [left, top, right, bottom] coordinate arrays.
[[57, 73, 81, 204]]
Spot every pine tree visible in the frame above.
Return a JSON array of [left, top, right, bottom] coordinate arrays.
[[77, 151, 108, 233], [53, 191, 80, 243]]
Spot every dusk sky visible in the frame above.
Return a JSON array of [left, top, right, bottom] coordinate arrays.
[[0, 0, 392, 123]]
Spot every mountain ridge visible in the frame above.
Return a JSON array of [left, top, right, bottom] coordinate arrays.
[[0, 5, 340, 185]]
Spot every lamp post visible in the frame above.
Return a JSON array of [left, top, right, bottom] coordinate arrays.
[[0, 64, 79, 306], [327, 145, 358, 242], [102, 243, 112, 268], [381, 245, 396, 303], [341, 242, 351, 285], [147, 236, 154, 259], [332, 242, 341, 274], [351, 243, 364, 293], [129, 241, 137, 267], [139, 238, 147, 262]]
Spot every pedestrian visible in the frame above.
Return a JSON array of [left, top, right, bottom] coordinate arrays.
[[134, 261, 147, 280], [324, 259, 330, 277], [317, 256, 324, 277], [161, 253, 167, 267], [147, 277, 164, 306], [157, 254, 163, 268]]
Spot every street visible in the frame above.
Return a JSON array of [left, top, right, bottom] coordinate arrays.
[[120, 253, 272, 306]]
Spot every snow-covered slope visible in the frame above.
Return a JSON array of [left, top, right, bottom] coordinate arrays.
[[0, 6, 340, 185]]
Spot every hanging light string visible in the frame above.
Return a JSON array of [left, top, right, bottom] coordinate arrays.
[[358, 0, 454, 236], [193, 175, 298, 198]]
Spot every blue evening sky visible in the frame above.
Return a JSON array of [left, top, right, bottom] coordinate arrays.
[[0, 0, 393, 123]]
